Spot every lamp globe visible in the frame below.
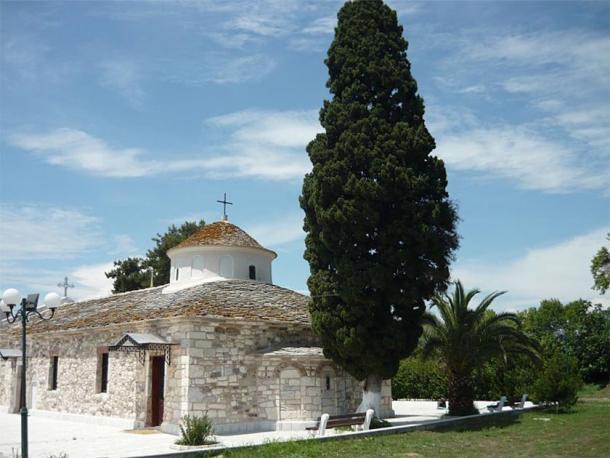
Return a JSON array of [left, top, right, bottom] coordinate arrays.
[[2, 288, 20, 306], [44, 292, 61, 311]]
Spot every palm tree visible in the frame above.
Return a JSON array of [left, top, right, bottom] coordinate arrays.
[[421, 281, 541, 416]]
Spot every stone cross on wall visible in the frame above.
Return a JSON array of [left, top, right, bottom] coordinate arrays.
[[57, 276, 74, 297]]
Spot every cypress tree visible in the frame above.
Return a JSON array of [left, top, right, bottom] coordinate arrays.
[[300, 0, 459, 413]]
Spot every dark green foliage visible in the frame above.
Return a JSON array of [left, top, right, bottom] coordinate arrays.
[[532, 351, 582, 409], [520, 299, 609, 384], [590, 233, 609, 294], [392, 355, 537, 402], [421, 281, 541, 416], [105, 220, 205, 293], [144, 220, 206, 286], [105, 257, 149, 294], [370, 416, 392, 429], [300, 0, 459, 383], [392, 357, 447, 399], [176, 414, 214, 446]]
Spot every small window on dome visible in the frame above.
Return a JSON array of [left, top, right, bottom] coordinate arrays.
[[249, 265, 256, 280], [175, 268, 179, 281]]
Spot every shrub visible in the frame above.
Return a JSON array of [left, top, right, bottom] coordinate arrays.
[[532, 351, 582, 410], [392, 357, 447, 399], [370, 416, 392, 429], [176, 414, 214, 446]]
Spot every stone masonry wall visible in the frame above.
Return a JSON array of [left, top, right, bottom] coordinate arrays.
[[183, 318, 376, 431], [0, 320, 189, 427]]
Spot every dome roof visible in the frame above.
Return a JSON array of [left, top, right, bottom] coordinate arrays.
[[173, 221, 274, 255]]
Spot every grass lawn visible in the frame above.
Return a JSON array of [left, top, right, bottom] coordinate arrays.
[[221, 399, 609, 457], [579, 383, 610, 400]]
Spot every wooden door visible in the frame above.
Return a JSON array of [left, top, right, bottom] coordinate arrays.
[[150, 356, 165, 427]]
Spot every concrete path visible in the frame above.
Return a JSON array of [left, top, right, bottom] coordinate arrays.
[[0, 401, 534, 457]]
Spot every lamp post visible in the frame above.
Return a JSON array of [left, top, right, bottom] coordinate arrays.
[[1, 289, 60, 458]]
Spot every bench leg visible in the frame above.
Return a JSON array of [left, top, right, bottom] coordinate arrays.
[[319, 413, 329, 437], [363, 409, 374, 431]]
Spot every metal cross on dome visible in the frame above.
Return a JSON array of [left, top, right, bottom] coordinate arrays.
[[217, 192, 233, 220], [57, 276, 74, 297]]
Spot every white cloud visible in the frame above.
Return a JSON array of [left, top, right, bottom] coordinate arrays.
[[302, 16, 336, 35], [202, 109, 321, 180], [438, 29, 610, 192], [245, 214, 305, 248], [70, 262, 114, 299], [8, 128, 161, 177], [207, 54, 276, 84], [109, 234, 138, 256], [435, 125, 610, 194], [386, 0, 420, 17], [452, 227, 610, 310], [9, 108, 320, 181], [0, 262, 114, 301], [161, 53, 276, 85], [99, 59, 144, 106], [0, 204, 101, 260], [221, 0, 301, 37]]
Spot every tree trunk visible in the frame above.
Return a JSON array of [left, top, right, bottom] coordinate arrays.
[[447, 370, 477, 416], [357, 374, 382, 415]]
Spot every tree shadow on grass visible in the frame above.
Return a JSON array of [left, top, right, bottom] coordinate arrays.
[[432, 413, 521, 433]]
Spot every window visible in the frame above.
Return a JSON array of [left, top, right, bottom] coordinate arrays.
[[219, 255, 233, 278], [49, 356, 58, 390], [192, 256, 205, 277], [326, 375, 331, 391], [97, 352, 109, 393], [175, 267, 179, 281], [249, 265, 256, 280]]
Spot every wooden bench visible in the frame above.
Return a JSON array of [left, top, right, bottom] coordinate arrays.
[[306, 409, 375, 436]]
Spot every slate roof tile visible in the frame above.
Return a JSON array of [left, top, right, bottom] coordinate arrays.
[[2, 280, 311, 335]]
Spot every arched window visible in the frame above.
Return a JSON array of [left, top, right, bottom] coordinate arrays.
[[325, 375, 331, 391], [219, 255, 234, 278], [192, 256, 204, 277], [249, 265, 256, 280]]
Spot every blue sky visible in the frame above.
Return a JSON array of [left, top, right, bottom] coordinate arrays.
[[1, 0, 608, 310]]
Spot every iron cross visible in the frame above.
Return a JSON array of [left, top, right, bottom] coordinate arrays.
[[57, 276, 74, 297], [217, 192, 233, 220]]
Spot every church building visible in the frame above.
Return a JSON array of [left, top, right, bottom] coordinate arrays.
[[0, 219, 393, 434]]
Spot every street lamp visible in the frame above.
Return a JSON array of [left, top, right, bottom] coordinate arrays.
[[1, 289, 60, 458]]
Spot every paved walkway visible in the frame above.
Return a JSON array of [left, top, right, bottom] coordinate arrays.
[[0, 401, 531, 457]]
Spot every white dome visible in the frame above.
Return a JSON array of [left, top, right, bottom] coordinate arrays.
[[164, 221, 276, 293]]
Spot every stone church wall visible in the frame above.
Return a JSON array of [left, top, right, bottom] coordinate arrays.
[[181, 317, 391, 434], [1, 316, 392, 434], [0, 320, 190, 428]]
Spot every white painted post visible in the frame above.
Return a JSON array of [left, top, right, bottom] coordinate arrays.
[[496, 396, 507, 412], [319, 413, 330, 437], [363, 409, 374, 431]]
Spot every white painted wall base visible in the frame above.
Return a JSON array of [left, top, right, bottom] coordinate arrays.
[[29, 409, 139, 429], [275, 420, 318, 431]]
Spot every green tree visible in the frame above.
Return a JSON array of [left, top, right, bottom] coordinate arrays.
[[421, 281, 541, 416], [300, 0, 459, 413], [532, 350, 582, 410], [106, 220, 205, 293], [591, 233, 610, 294], [144, 220, 206, 286], [520, 299, 609, 384], [105, 257, 149, 294]]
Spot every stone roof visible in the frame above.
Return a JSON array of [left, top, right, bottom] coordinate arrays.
[[173, 221, 271, 253], [0, 348, 22, 359], [259, 347, 325, 357], [6, 280, 311, 335]]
